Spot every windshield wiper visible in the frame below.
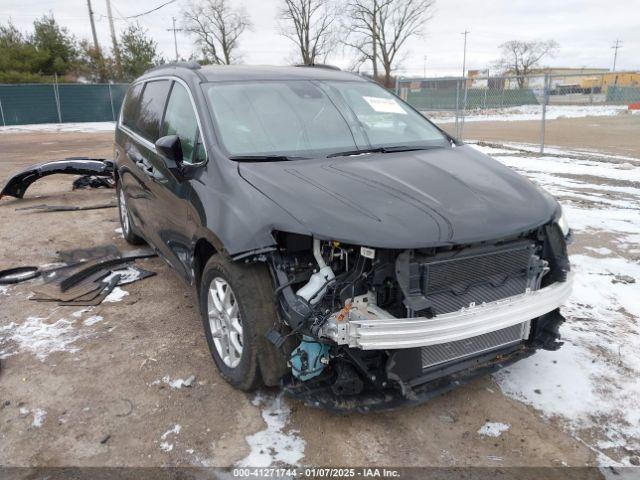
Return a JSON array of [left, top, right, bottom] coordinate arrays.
[[229, 155, 306, 162], [326, 145, 441, 158]]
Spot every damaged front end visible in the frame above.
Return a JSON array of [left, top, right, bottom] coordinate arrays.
[[263, 224, 572, 412], [0, 158, 113, 199]]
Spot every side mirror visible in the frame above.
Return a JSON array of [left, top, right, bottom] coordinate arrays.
[[155, 135, 183, 164]]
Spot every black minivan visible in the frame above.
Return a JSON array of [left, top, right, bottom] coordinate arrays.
[[115, 63, 572, 411]]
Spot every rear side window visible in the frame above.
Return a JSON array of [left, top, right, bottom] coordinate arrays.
[[121, 83, 143, 129], [134, 80, 171, 142], [161, 82, 201, 164]]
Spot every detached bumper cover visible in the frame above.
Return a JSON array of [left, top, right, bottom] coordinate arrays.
[[0, 158, 113, 199], [325, 273, 574, 350]]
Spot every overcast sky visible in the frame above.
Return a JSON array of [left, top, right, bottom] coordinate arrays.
[[1, 0, 638, 77]]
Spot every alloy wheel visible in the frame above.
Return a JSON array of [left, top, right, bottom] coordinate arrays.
[[207, 277, 243, 368], [118, 187, 130, 236]]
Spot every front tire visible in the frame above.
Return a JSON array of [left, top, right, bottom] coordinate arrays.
[[116, 180, 145, 245], [199, 255, 286, 391]]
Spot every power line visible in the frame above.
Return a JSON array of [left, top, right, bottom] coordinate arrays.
[[110, 1, 130, 24], [124, 0, 177, 19]]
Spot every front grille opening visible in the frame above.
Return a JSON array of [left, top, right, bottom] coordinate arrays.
[[418, 242, 538, 315], [421, 322, 529, 370]]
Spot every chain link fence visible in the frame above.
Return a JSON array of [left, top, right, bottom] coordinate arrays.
[[0, 83, 129, 126], [1, 73, 639, 155], [396, 71, 640, 153]]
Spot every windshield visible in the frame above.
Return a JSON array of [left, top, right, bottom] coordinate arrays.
[[203, 80, 448, 159]]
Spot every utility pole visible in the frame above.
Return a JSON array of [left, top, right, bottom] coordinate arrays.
[[86, 0, 105, 82], [87, 0, 100, 54], [461, 30, 470, 79], [459, 30, 470, 138], [105, 0, 122, 80], [423, 55, 427, 78], [611, 39, 622, 72], [167, 17, 181, 62], [372, 0, 379, 80]]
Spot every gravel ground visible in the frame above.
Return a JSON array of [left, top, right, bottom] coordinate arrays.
[[439, 114, 640, 158], [0, 125, 636, 473]]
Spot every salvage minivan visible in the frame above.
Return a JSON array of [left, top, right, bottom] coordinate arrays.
[[114, 63, 572, 411]]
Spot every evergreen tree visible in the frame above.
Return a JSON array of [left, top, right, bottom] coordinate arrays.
[[120, 23, 162, 81]]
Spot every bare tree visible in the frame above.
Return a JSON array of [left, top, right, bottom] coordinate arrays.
[[377, 0, 433, 86], [497, 40, 559, 88], [182, 0, 251, 65], [279, 0, 337, 64], [344, 0, 434, 86], [343, 0, 388, 79]]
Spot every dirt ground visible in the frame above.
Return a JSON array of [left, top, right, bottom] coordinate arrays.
[[439, 114, 640, 158], [0, 125, 626, 474]]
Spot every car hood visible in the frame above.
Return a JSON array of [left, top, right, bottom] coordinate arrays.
[[238, 145, 558, 248]]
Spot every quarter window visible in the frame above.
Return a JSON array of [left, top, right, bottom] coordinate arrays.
[[121, 83, 143, 130], [161, 82, 202, 164], [135, 80, 171, 142]]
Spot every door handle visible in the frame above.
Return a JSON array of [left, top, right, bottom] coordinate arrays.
[[127, 151, 143, 163], [134, 156, 151, 173], [127, 151, 155, 176]]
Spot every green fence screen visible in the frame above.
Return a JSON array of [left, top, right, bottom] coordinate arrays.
[[0, 84, 59, 125], [405, 88, 539, 111], [0, 83, 129, 126], [606, 86, 640, 105]]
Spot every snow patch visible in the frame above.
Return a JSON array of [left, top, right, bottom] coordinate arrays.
[[476, 143, 640, 465], [0, 122, 116, 134], [71, 308, 91, 319], [0, 285, 10, 296], [103, 266, 148, 285], [238, 393, 305, 467], [161, 424, 182, 440], [82, 315, 104, 326], [429, 105, 631, 124], [0, 315, 82, 360], [32, 408, 46, 428], [584, 247, 613, 256], [156, 376, 191, 389], [487, 142, 640, 164], [103, 287, 129, 303], [159, 442, 173, 452], [478, 422, 510, 437]]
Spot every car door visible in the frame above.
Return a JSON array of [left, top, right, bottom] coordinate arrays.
[[146, 80, 206, 279], [117, 82, 149, 230], [127, 79, 172, 246]]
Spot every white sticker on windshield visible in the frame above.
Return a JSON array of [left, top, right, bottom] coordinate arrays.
[[363, 96, 407, 114]]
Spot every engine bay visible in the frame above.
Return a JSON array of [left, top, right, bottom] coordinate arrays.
[[262, 224, 570, 409]]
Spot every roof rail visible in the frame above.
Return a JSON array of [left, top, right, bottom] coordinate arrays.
[[144, 60, 201, 74], [294, 63, 341, 71]]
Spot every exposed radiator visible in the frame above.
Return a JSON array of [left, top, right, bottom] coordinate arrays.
[[421, 322, 529, 369], [420, 242, 538, 315]]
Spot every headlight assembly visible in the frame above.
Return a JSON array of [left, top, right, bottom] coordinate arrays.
[[556, 207, 570, 237]]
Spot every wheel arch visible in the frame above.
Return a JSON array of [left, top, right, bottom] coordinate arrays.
[[193, 237, 218, 297]]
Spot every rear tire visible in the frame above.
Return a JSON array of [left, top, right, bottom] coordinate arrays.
[[116, 180, 145, 245], [199, 254, 287, 391]]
